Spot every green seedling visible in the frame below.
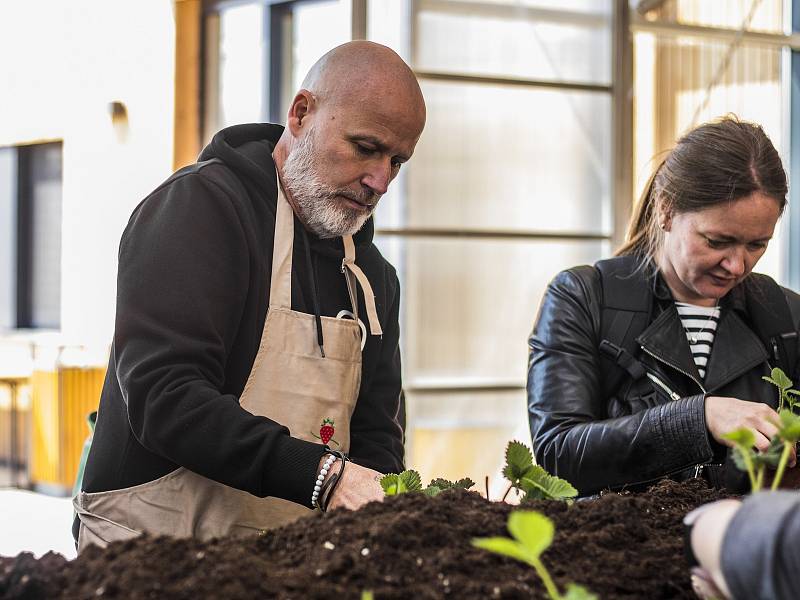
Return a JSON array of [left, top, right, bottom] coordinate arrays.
[[762, 367, 800, 413], [380, 470, 422, 495], [380, 471, 476, 497], [473, 511, 596, 600], [360, 591, 374, 600], [770, 409, 800, 490], [502, 441, 577, 502], [424, 477, 476, 498], [723, 427, 781, 491]]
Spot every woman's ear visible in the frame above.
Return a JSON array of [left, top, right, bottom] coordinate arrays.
[[657, 203, 673, 232]]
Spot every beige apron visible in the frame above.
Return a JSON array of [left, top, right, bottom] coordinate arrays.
[[74, 176, 383, 552]]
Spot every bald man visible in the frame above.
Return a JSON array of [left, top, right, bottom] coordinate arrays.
[[74, 42, 426, 551]]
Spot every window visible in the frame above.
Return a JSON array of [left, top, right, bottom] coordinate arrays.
[[369, 0, 615, 493], [203, 0, 352, 139], [0, 142, 63, 330], [632, 0, 793, 283]]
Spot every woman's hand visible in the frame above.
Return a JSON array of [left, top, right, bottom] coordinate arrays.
[[704, 396, 796, 467]]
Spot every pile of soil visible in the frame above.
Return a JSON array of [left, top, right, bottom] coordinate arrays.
[[1, 479, 731, 599]]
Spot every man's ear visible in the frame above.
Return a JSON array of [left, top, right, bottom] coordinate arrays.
[[286, 90, 315, 136]]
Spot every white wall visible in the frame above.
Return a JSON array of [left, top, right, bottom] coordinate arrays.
[[0, 0, 177, 351]]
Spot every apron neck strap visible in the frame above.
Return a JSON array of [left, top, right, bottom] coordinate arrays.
[[269, 172, 294, 309], [342, 235, 383, 336]]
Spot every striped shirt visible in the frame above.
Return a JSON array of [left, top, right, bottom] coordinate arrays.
[[675, 302, 721, 380]]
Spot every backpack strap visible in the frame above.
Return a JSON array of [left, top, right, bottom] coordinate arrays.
[[595, 256, 653, 397], [742, 274, 799, 378]]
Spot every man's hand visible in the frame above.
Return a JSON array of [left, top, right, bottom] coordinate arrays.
[[319, 456, 384, 511], [705, 396, 796, 466]]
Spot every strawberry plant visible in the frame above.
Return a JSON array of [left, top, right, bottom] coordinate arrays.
[[762, 367, 800, 413], [502, 441, 577, 502], [769, 409, 800, 490], [724, 368, 800, 491], [380, 470, 422, 495], [425, 477, 476, 497], [473, 510, 597, 600], [380, 471, 475, 497], [723, 427, 781, 491]]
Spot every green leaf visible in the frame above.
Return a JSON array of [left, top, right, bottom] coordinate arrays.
[[503, 440, 534, 483], [786, 390, 800, 397], [722, 427, 756, 448], [380, 473, 402, 495], [753, 436, 782, 468], [768, 367, 793, 391], [507, 510, 554, 558], [423, 485, 442, 497], [563, 583, 599, 600], [472, 537, 536, 567], [398, 470, 422, 492], [427, 477, 475, 491], [777, 409, 800, 443], [519, 465, 578, 501], [730, 446, 751, 472]]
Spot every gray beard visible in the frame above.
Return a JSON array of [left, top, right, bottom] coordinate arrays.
[[281, 129, 377, 239]]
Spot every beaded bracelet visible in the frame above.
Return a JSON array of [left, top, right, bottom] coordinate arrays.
[[310, 453, 336, 508], [317, 449, 348, 512], [319, 456, 347, 512]]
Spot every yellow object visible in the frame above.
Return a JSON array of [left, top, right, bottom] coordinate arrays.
[[30, 367, 104, 492]]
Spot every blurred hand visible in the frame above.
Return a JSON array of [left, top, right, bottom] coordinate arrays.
[[684, 499, 742, 600], [320, 457, 384, 511], [704, 396, 795, 466]]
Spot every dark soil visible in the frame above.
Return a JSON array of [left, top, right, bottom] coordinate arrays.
[[1, 479, 732, 600]]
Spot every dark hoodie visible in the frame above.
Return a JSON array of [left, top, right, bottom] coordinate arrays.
[[80, 123, 404, 516]]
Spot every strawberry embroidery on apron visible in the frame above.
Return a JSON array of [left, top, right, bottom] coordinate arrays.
[[312, 417, 339, 447]]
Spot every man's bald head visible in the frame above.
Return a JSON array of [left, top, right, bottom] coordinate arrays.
[[300, 41, 425, 121]]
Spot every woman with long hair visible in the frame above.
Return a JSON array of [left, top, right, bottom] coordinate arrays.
[[527, 116, 800, 495]]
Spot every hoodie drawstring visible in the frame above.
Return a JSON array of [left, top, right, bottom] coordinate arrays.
[[301, 227, 325, 358]]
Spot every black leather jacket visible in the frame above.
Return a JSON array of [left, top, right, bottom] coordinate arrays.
[[527, 261, 800, 496]]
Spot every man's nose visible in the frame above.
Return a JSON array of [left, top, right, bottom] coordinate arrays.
[[361, 159, 392, 196]]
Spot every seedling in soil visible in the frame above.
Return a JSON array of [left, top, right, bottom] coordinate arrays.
[[769, 409, 800, 490], [473, 510, 597, 600], [380, 470, 422, 495], [380, 471, 475, 497], [425, 477, 476, 497], [723, 427, 781, 491], [724, 368, 800, 491], [762, 367, 800, 413], [502, 441, 577, 502]]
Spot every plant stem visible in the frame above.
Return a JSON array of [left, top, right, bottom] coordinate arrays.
[[755, 465, 764, 492], [501, 483, 513, 503], [771, 442, 793, 491], [741, 449, 759, 492], [531, 557, 562, 600]]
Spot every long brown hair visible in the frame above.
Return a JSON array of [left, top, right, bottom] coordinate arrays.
[[617, 116, 788, 265]]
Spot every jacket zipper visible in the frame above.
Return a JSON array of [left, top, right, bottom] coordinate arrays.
[[645, 373, 681, 401], [640, 345, 707, 395]]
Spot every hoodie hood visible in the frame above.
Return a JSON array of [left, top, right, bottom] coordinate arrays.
[[198, 124, 376, 257]]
